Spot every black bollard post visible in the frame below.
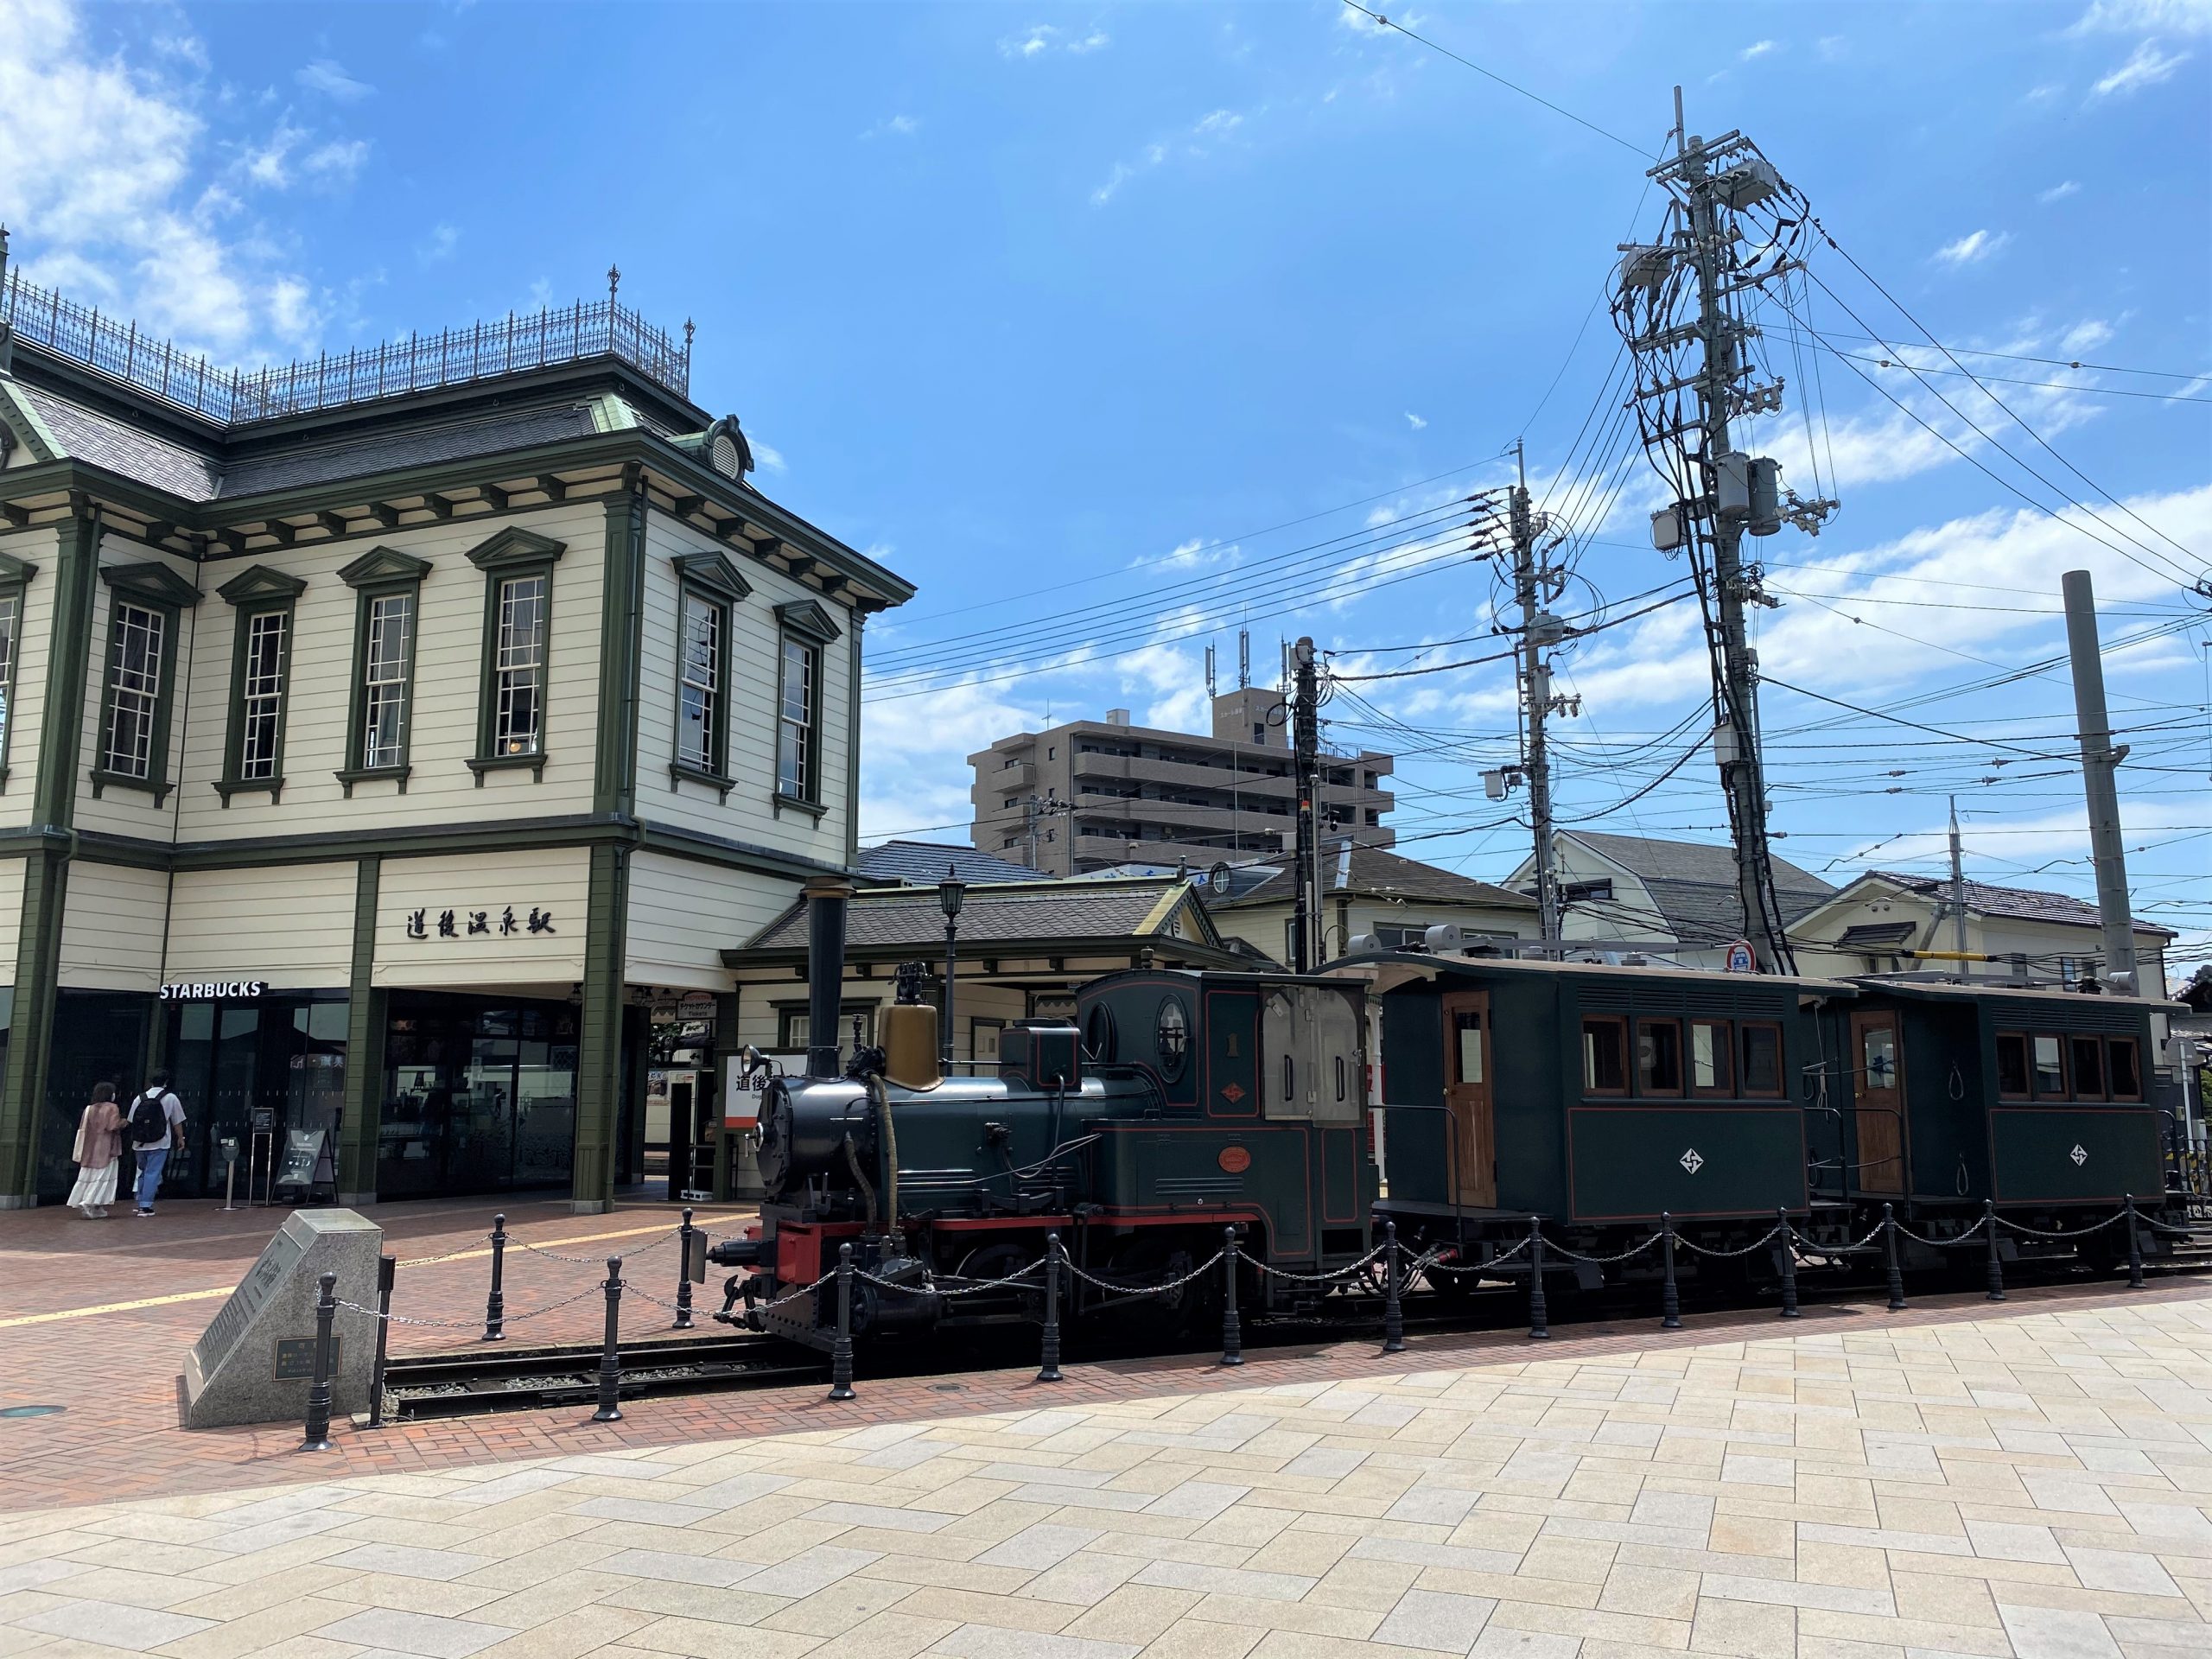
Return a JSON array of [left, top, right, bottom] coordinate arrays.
[[1219, 1225, 1243, 1367], [365, 1254, 396, 1430], [2124, 1193, 2145, 1290], [1659, 1212, 1681, 1331], [299, 1271, 338, 1452], [482, 1212, 508, 1342], [1882, 1204, 1907, 1312], [1382, 1221, 1406, 1356], [1037, 1233, 1064, 1383], [1983, 1200, 2005, 1300], [674, 1207, 696, 1331], [1526, 1216, 1550, 1340], [591, 1256, 625, 1423], [828, 1243, 856, 1402], [1777, 1209, 1800, 1319]]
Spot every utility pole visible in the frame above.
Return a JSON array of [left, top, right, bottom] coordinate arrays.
[[2061, 569, 2139, 990], [1947, 797, 1969, 957], [1290, 637, 1321, 974], [1021, 792, 1071, 875], [1510, 440, 1563, 947], [1617, 87, 1834, 975]]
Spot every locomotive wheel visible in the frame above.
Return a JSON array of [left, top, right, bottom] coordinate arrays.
[[1421, 1262, 1485, 1306], [954, 1241, 1033, 1286]]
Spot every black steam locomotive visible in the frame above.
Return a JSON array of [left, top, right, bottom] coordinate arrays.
[[708, 886, 1382, 1350]]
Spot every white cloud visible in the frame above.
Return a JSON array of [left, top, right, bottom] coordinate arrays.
[[751, 441, 787, 474], [1932, 228, 2011, 267], [1816, 35, 1847, 60], [2062, 318, 2114, 353], [999, 23, 1108, 59], [1090, 106, 1254, 206], [1151, 538, 1242, 571], [416, 222, 459, 264], [2066, 0, 2211, 35], [239, 119, 305, 188], [1337, 6, 1422, 35], [0, 0, 327, 358], [861, 113, 920, 139], [2038, 179, 2082, 201], [1404, 411, 1427, 430], [302, 137, 369, 183], [2089, 38, 2191, 95], [1740, 39, 1780, 60], [295, 58, 372, 100]]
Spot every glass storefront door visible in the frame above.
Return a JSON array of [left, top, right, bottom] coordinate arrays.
[[378, 995, 578, 1198], [166, 994, 350, 1197]]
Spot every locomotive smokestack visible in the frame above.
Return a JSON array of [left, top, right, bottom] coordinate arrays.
[[804, 874, 854, 1077]]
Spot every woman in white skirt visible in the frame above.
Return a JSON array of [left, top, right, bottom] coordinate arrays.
[[68, 1081, 125, 1218]]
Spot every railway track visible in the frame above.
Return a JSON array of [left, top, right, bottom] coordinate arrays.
[[376, 1243, 2212, 1421]]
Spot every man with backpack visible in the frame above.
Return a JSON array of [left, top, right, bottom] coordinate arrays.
[[126, 1071, 185, 1217]]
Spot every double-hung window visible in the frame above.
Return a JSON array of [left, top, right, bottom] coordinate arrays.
[[337, 546, 432, 796], [90, 562, 199, 804], [465, 526, 566, 783], [214, 565, 307, 804], [772, 599, 840, 815], [668, 551, 748, 798], [0, 550, 34, 789]]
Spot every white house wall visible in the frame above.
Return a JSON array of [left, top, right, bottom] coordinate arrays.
[[162, 862, 358, 990], [162, 501, 609, 843], [633, 512, 853, 860], [72, 537, 204, 841], [57, 860, 168, 990], [373, 846, 589, 988], [0, 857, 23, 981], [0, 522, 58, 835], [625, 851, 795, 992]]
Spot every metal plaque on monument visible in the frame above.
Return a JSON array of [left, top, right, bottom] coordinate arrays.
[[182, 1209, 383, 1428]]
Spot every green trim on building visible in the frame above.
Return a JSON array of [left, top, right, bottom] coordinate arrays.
[[336, 856, 384, 1204], [213, 569, 304, 805], [594, 477, 645, 818], [0, 550, 41, 792], [572, 839, 629, 1213], [845, 614, 863, 870], [0, 503, 98, 1204]]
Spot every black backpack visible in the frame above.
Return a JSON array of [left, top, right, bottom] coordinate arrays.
[[128, 1092, 169, 1146]]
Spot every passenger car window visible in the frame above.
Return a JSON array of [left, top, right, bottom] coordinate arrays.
[[1453, 1008, 1484, 1086], [1582, 1018, 1626, 1095], [1739, 1023, 1783, 1096], [1994, 1033, 2029, 1097], [2031, 1034, 2064, 1096], [2107, 1038, 2141, 1100], [2069, 1036, 2105, 1099], [1861, 1026, 1897, 1090], [1690, 1020, 1730, 1094], [1637, 1019, 1683, 1096]]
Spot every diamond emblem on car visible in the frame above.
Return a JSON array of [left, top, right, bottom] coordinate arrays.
[[2070, 1143, 2088, 1166], [1680, 1148, 1704, 1174], [1220, 1083, 1245, 1105]]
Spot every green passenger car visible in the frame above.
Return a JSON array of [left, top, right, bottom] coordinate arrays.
[[1351, 954, 1860, 1274]]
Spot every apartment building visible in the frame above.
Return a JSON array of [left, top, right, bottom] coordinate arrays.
[[969, 691, 1394, 875], [0, 255, 911, 1212]]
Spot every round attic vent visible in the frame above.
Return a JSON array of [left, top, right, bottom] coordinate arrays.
[[703, 416, 753, 481]]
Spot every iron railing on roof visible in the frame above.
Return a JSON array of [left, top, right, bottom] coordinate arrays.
[[1, 268, 691, 426]]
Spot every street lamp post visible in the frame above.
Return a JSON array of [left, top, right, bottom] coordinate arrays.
[[938, 869, 966, 1070]]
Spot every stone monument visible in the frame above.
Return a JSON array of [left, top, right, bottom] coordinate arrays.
[[183, 1209, 384, 1428]]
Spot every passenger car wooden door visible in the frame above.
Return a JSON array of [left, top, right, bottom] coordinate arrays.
[[1851, 1011, 1906, 1195], [1440, 990, 1497, 1207]]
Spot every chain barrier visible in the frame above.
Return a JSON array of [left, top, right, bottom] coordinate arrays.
[[856, 1259, 1046, 1299], [1994, 1211, 2126, 1240], [334, 1281, 605, 1330], [1249, 1241, 1390, 1283], [1675, 1224, 1784, 1260], [1539, 1231, 1662, 1267], [1891, 1214, 1990, 1249], [509, 1225, 684, 1267], [396, 1232, 495, 1267], [1061, 1249, 1228, 1297]]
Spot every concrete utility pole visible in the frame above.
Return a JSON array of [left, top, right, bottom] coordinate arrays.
[[1947, 797, 1969, 957], [2061, 569, 2139, 989], [1020, 792, 1071, 874], [1291, 637, 1322, 974], [1511, 441, 1562, 946]]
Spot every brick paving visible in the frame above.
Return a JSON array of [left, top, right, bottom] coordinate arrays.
[[1, 1284, 2205, 1657], [0, 1196, 758, 1515]]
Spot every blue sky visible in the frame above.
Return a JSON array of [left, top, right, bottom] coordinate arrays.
[[4, 0, 2208, 980]]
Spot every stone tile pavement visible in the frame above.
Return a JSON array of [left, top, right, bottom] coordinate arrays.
[[2, 1289, 2206, 1657]]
